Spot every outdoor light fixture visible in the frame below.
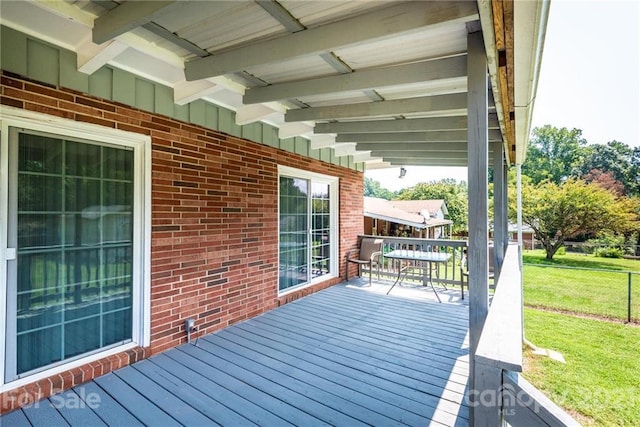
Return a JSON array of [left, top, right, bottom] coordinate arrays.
[[399, 167, 407, 178], [185, 318, 197, 343]]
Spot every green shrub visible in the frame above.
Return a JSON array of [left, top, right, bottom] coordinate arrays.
[[593, 247, 624, 258], [588, 232, 626, 258]]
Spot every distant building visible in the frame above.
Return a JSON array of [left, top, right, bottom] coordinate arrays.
[[508, 223, 535, 250], [489, 222, 536, 250], [363, 197, 453, 239]]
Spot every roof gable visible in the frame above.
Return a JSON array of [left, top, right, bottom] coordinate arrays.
[[389, 199, 449, 217]]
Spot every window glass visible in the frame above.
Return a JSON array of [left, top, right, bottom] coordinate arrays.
[[14, 132, 134, 376], [278, 172, 335, 292]]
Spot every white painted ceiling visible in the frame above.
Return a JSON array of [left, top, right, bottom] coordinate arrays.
[[0, 0, 547, 167]]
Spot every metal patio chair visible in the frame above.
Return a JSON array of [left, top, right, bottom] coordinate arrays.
[[346, 237, 384, 286], [460, 244, 495, 299]]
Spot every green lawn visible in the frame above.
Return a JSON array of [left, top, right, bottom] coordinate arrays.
[[523, 250, 640, 322], [523, 308, 640, 426], [523, 249, 639, 270]]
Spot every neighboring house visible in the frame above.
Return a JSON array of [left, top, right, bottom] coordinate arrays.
[[364, 197, 453, 239], [508, 223, 536, 250], [490, 221, 536, 250]]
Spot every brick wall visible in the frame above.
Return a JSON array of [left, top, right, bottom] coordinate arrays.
[[0, 70, 364, 413]]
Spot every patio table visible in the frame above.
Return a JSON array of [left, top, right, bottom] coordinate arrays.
[[384, 249, 451, 302]]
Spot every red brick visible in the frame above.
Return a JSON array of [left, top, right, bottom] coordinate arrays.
[[75, 113, 115, 128], [1, 96, 23, 108], [0, 73, 364, 413]]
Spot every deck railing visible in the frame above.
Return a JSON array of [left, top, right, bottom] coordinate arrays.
[[473, 244, 579, 426], [358, 235, 468, 287]]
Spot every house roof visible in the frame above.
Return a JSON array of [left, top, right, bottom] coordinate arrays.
[[425, 217, 455, 228], [364, 197, 426, 229], [364, 197, 453, 229], [0, 1, 549, 168], [388, 199, 449, 217]]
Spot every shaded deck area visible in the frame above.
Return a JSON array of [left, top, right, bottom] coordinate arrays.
[[3, 282, 470, 426]]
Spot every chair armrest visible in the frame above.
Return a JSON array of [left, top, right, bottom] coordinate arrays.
[[370, 251, 382, 261], [346, 248, 360, 259]]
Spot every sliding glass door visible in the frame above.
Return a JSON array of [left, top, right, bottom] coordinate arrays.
[[6, 129, 134, 379], [278, 167, 337, 293]]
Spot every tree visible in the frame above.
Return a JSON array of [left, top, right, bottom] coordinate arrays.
[[397, 179, 468, 233], [575, 141, 640, 196], [582, 169, 626, 197], [509, 178, 632, 259], [617, 196, 640, 256], [521, 125, 587, 184], [364, 177, 396, 200]]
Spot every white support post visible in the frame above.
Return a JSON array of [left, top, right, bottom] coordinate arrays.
[[502, 160, 509, 252], [517, 164, 523, 252], [492, 142, 507, 279], [467, 30, 489, 426]]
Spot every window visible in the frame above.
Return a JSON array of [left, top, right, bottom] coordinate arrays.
[[278, 166, 338, 293], [1, 108, 150, 386]]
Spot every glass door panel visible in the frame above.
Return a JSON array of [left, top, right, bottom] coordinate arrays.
[[278, 177, 309, 291], [311, 182, 330, 279], [8, 131, 135, 379]]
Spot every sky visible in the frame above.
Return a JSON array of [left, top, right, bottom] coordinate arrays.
[[366, 0, 640, 191]]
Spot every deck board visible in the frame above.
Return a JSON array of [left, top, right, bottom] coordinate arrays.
[[93, 372, 181, 426], [51, 390, 107, 427], [21, 397, 70, 427], [236, 318, 468, 391], [189, 337, 383, 426], [113, 365, 216, 426], [1, 405, 32, 426], [74, 382, 144, 426], [270, 302, 469, 364], [153, 351, 293, 426], [200, 332, 418, 426], [215, 327, 460, 426], [3, 282, 470, 426]]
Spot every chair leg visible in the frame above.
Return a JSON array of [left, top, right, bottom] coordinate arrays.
[[368, 261, 372, 286]]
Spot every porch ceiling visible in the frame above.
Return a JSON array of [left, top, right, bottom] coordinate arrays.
[[0, 0, 547, 168]]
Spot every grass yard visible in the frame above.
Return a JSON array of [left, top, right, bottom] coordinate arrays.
[[523, 249, 639, 270], [523, 250, 640, 322], [523, 308, 640, 426]]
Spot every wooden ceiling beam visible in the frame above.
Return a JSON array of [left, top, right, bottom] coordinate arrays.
[[504, 0, 516, 153], [244, 56, 467, 104], [314, 115, 501, 134], [357, 142, 472, 152], [255, 0, 305, 32], [336, 129, 502, 143], [368, 149, 495, 158], [93, 1, 177, 44], [384, 158, 469, 166], [286, 93, 467, 122], [185, 1, 478, 80]]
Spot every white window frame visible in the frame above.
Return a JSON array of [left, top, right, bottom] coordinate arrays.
[[277, 165, 339, 296], [0, 106, 151, 391]]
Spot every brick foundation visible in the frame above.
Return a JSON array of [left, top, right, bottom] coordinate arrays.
[[0, 70, 364, 413]]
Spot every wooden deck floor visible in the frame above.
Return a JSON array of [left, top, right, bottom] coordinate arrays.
[[3, 282, 470, 426]]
